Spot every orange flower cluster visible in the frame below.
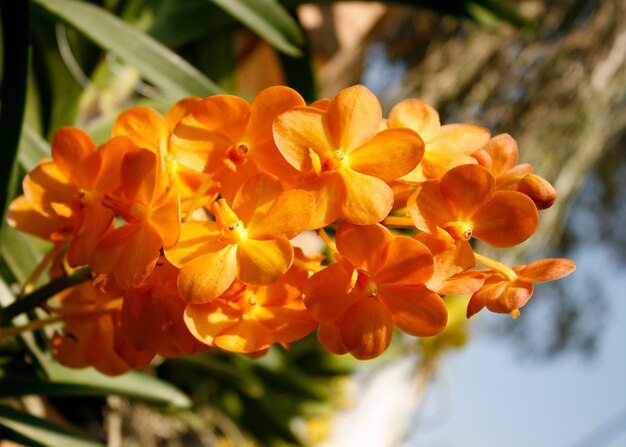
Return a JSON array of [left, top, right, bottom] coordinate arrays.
[[7, 85, 575, 369]]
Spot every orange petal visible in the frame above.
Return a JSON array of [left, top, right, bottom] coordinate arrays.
[[51, 127, 100, 189], [327, 85, 381, 152], [232, 173, 283, 226], [166, 96, 201, 132], [67, 204, 115, 267], [114, 224, 163, 288], [379, 284, 447, 336], [303, 263, 360, 323], [95, 136, 139, 195], [6, 195, 71, 241], [427, 124, 490, 155], [119, 149, 156, 206], [150, 186, 181, 247], [439, 269, 488, 296], [376, 236, 434, 286], [335, 222, 392, 271], [472, 190, 538, 247], [339, 297, 393, 360], [517, 258, 576, 282], [90, 223, 162, 288], [112, 107, 168, 153], [388, 98, 440, 142], [215, 318, 275, 353], [246, 85, 305, 143], [23, 161, 75, 216], [426, 240, 476, 292], [178, 245, 238, 303], [348, 128, 424, 181], [164, 220, 222, 268], [484, 133, 519, 177], [248, 189, 314, 239], [169, 114, 229, 172], [301, 173, 343, 229], [254, 300, 317, 343], [408, 181, 455, 233], [340, 169, 393, 225], [440, 165, 495, 220], [193, 94, 250, 142], [237, 237, 293, 286], [421, 150, 478, 180], [184, 302, 239, 346], [273, 107, 333, 172], [317, 324, 348, 355], [516, 173, 557, 210]]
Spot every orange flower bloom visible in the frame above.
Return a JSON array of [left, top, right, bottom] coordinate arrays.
[[479, 134, 556, 210], [183, 249, 317, 353], [169, 86, 306, 201], [120, 258, 203, 357], [273, 85, 424, 227], [303, 222, 447, 360], [51, 281, 148, 376], [387, 98, 490, 182], [166, 174, 314, 303], [90, 148, 180, 289], [466, 258, 576, 318], [408, 164, 539, 248], [113, 105, 214, 213], [7, 128, 133, 266]]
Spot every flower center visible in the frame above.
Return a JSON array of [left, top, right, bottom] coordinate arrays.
[[443, 221, 473, 241], [213, 198, 248, 243]]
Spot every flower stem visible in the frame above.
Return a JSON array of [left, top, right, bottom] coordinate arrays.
[[473, 252, 517, 282], [0, 267, 91, 325], [292, 258, 325, 273], [317, 228, 337, 253], [382, 216, 415, 228]]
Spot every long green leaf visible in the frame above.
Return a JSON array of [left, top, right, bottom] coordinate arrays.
[[208, 0, 305, 57], [32, 0, 222, 98], [0, 405, 103, 447], [36, 363, 192, 409], [0, 1, 29, 217], [18, 126, 50, 172]]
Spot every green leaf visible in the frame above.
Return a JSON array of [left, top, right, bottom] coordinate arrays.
[[208, 0, 305, 57], [0, 224, 44, 287], [0, 1, 29, 217], [18, 126, 50, 172], [32, 0, 223, 98], [0, 404, 103, 447], [33, 363, 193, 409]]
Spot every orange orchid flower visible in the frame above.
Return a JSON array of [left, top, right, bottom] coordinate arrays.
[[273, 84, 424, 227], [90, 148, 180, 289], [112, 104, 214, 213], [466, 258, 576, 318], [479, 134, 557, 210], [408, 164, 539, 248], [120, 258, 203, 358], [168, 86, 306, 202], [50, 281, 149, 376], [7, 128, 134, 267], [303, 222, 447, 360], [165, 173, 314, 304], [387, 98, 490, 183], [184, 249, 317, 353]]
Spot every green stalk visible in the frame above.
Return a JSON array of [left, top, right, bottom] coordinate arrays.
[[0, 267, 91, 325]]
